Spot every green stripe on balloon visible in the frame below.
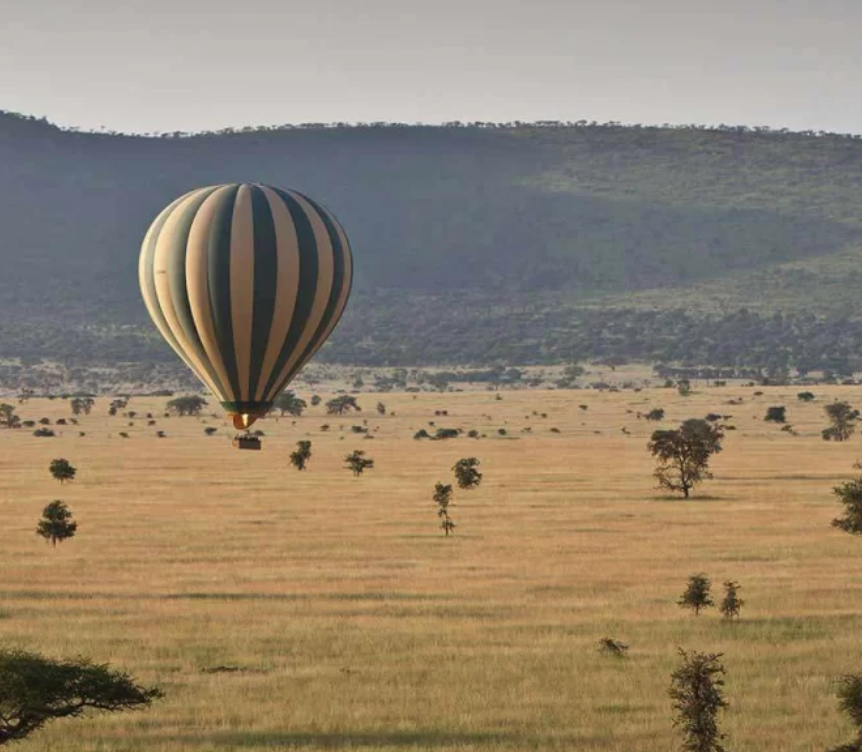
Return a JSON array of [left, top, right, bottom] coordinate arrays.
[[207, 184, 242, 402], [247, 185, 279, 403]]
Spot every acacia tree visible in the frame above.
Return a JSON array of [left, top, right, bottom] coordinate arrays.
[[70, 396, 95, 415], [669, 649, 728, 752], [49, 459, 76, 484], [273, 391, 307, 417], [0, 648, 162, 745], [648, 419, 724, 499], [36, 501, 77, 546], [0, 403, 20, 429], [433, 482, 456, 536], [166, 395, 207, 416], [327, 395, 361, 415], [823, 402, 860, 442], [452, 458, 482, 490], [290, 440, 312, 471]]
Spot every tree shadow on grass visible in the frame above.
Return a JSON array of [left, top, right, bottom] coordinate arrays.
[[156, 730, 528, 749], [648, 494, 728, 502]]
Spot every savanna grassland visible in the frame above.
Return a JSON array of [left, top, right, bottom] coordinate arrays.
[[3, 385, 862, 750]]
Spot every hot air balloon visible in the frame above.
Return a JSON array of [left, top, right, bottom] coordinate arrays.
[[139, 183, 352, 447]]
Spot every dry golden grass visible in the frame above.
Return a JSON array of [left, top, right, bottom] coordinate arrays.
[[2, 385, 862, 750]]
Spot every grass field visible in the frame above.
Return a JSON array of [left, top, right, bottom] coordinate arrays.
[[3, 385, 862, 750]]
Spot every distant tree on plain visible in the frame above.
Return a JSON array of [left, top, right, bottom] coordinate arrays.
[[677, 380, 692, 397], [311, 395, 322, 407], [345, 450, 373, 476], [166, 395, 207, 416], [648, 419, 724, 499], [327, 395, 361, 415], [645, 408, 666, 421], [678, 574, 714, 616], [49, 459, 76, 484], [290, 440, 312, 471], [669, 649, 728, 752], [433, 482, 455, 536], [36, 501, 77, 546], [764, 406, 786, 423], [719, 581, 744, 620], [0, 648, 162, 745], [273, 391, 307, 417], [0, 403, 20, 429], [797, 391, 816, 402], [823, 402, 859, 442], [70, 396, 94, 415], [453, 457, 482, 490]]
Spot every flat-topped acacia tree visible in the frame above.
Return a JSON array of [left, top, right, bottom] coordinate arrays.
[[0, 648, 162, 746]]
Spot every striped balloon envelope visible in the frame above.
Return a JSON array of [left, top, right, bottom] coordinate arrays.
[[139, 183, 352, 431]]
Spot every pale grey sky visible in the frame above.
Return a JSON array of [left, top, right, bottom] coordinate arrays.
[[1, 0, 859, 134]]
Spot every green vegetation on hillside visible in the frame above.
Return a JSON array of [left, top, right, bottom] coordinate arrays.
[[4, 111, 862, 370]]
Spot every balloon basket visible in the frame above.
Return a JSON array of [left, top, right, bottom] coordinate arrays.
[[233, 433, 262, 451]]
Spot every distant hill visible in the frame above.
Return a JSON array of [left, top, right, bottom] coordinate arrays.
[[3, 111, 862, 376]]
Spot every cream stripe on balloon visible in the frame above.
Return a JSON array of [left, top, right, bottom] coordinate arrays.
[[185, 185, 235, 400], [229, 185, 255, 402], [152, 190, 222, 398], [253, 185, 301, 402], [263, 191, 335, 402]]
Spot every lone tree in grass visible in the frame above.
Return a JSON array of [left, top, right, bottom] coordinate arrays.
[[36, 501, 77, 547], [70, 396, 95, 415], [433, 482, 456, 536], [648, 419, 724, 499], [327, 395, 361, 416], [166, 395, 207, 417], [290, 440, 312, 471], [678, 574, 714, 616], [719, 581, 744, 620], [0, 648, 162, 746], [831, 478, 862, 535], [273, 391, 307, 417], [452, 457, 483, 490], [644, 408, 666, 421], [823, 402, 860, 442], [828, 674, 862, 752], [345, 450, 374, 476], [49, 459, 76, 484], [669, 649, 728, 752], [0, 403, 20, 429], [764, 406, 786, 423]]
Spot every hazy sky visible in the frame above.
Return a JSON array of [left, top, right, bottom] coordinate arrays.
[[1, 0, 859, 134]]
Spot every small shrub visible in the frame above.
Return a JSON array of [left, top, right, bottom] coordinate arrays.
[[598, 638, 629, 657], [34, 428, 56, 438], [764, 406, 786, 423]]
